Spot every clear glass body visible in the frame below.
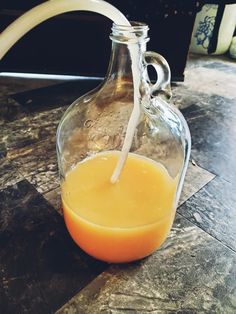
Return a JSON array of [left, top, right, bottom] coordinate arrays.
[[56, 22, 191, 263]]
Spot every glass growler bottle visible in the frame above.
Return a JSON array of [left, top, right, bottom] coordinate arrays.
[[56, 22, 191, 263]]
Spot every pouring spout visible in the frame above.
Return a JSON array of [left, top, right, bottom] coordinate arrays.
[[0, 0, 129, 60]]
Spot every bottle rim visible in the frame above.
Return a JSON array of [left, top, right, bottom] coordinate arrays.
[[112, 21, 149, 31], [111, 21, 150, 43]]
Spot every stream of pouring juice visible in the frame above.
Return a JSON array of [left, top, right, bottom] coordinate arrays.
[[62, 151, 178, 263]]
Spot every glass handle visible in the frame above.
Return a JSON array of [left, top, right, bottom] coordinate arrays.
[[143, 51, 172, 101]]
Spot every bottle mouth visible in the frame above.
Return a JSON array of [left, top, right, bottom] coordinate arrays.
[[112, 21, 149, 31], [111, 21, 150, 44]]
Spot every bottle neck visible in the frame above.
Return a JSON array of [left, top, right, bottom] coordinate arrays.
[[106, 41, 146, 81], [105, 22, 149, 82]]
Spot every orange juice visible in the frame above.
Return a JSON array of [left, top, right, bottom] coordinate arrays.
[[62, 151, 177, 263]]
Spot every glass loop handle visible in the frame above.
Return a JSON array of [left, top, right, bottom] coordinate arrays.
[[143, 51, 172, 101]]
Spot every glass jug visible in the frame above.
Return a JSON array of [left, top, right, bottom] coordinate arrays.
[[56, 22, 191, 263]]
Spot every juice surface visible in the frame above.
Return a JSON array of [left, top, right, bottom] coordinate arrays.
[[62, 151, 178, 263]]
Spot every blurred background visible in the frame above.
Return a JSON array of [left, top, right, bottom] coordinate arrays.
[[0, 0, 235, 81]]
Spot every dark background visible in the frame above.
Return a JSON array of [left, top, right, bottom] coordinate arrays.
[[0, 0, 203, 81]]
